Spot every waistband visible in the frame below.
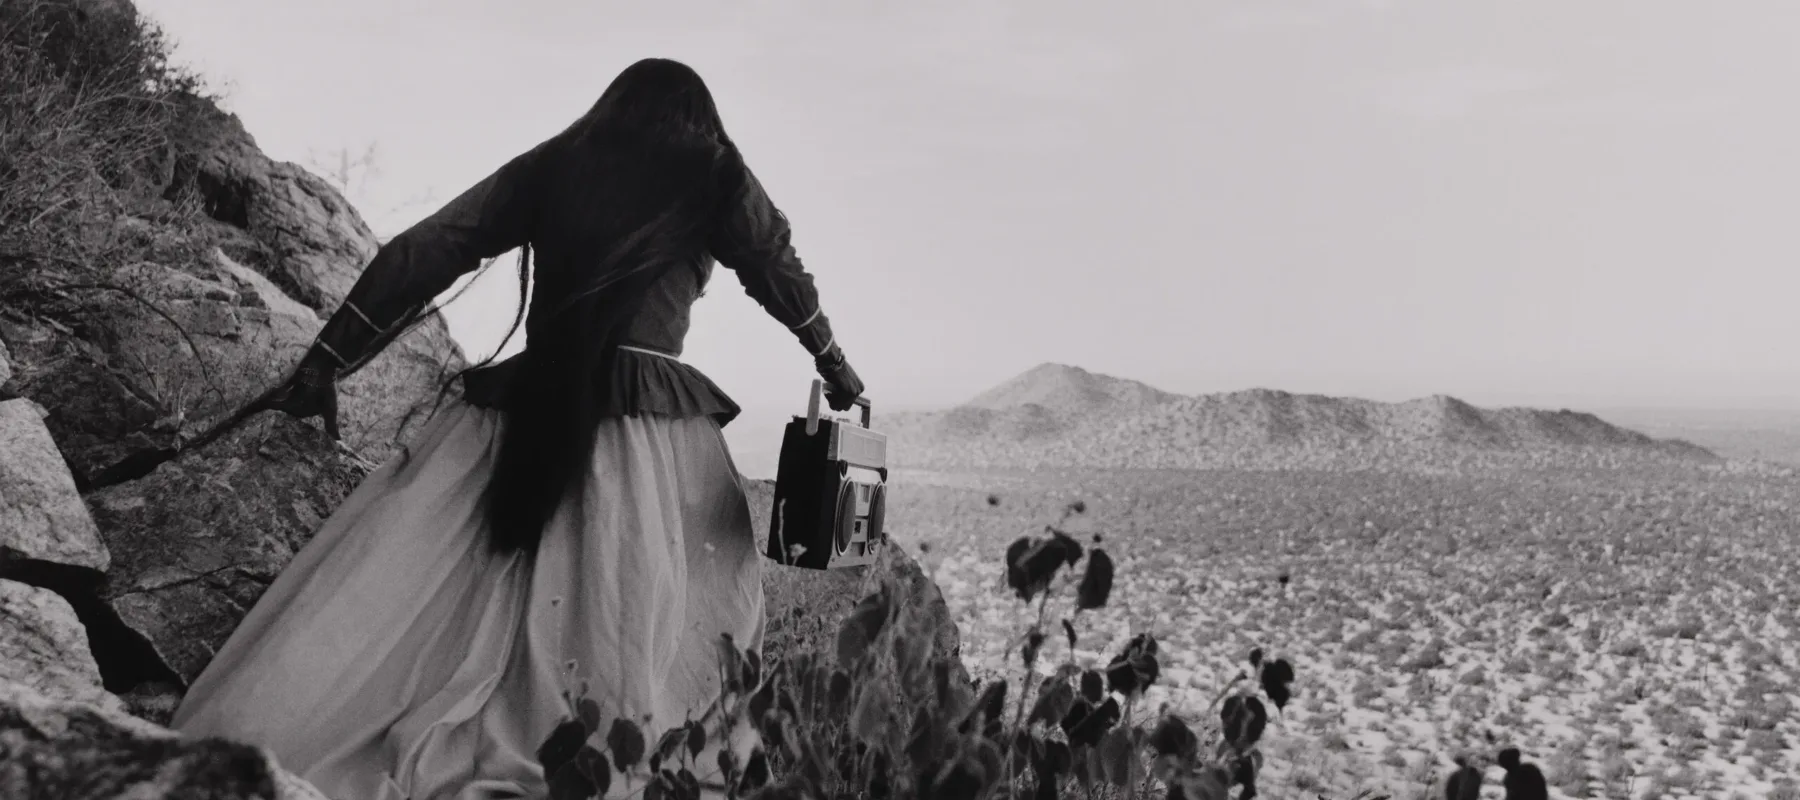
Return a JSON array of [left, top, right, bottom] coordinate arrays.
[[618, 344, 680, 362]]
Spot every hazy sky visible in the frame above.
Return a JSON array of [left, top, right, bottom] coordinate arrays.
[[136, 0, 1800, 415]]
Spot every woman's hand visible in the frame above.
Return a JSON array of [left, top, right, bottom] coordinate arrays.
[[815, 347, 864, 413], [264, 353, 342, 440]]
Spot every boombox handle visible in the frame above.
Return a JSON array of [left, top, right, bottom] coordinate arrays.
[[806, 379, 871, 435]]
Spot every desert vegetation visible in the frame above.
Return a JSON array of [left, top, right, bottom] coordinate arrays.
[[553, 459, 1797, 798], [0, 0, 218, 297], [894, 465, 1800, 798], [533, 460, 1800, 799]]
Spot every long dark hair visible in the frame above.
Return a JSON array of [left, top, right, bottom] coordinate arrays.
[[471, 58, 747, 556]]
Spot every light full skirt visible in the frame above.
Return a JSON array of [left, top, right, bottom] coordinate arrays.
[[171, 400, 766, 800]]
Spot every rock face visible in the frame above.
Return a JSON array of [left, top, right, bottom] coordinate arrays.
[[0, 0, 465, 699], [170, 99, 383, 314], [0, 101, 462, 484], [743, 478, 965, 676], [86, 415, 368, 685], [0, 399, 110, 573], [0, 680, 329, 800], [0, 580, 122, 713]]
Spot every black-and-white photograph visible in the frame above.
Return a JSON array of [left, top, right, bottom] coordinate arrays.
[[2, 1, 1797, 798]]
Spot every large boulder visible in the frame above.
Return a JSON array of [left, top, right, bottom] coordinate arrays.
[[85, 415, 368, 686], [0, 399, 109, 574], [743, 478, 965, 676], [0, 580, 122, 713], [0, 679, 329, 800]]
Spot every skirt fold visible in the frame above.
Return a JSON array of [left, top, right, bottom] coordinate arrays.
[[172, 402, 765, 800]]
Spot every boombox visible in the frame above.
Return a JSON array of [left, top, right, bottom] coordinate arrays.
[[765, 380, 888, 570]]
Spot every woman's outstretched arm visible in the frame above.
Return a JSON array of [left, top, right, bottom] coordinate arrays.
[[303, 145, 542, 376], [707, 165, 844, 366]]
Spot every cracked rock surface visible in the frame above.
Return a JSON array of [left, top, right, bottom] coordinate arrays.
[[86, 415, 367, 684]]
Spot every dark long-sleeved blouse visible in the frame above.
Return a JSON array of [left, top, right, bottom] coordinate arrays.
[[303, 144, 841, 428]]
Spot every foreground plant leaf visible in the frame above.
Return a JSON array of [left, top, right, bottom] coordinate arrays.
[[1170, 764, 1234, 800], [1106, 659, 1140, 696], [904, 706, 940, 765], [1221, 695, 1268, 750], [1021, 626, 1047, 668], [1076, 548, 1115, 610], [1149, 714, 1199, 760], [892, 628, 928, 691], [1079, 669, 1106, 703], [741, 647, 763, 690], [927, 753, 988, 800], [1260, 657, 1296, 712], [606, 718, 647, 770], [537, 718, 587, 776], [836, 587, 893, 668], [1099, 727, 1138, 786], [738, 747, 771, 792], [1004, 537, 1034, 598], [1060, 697, 1092, 738], [671, 767, 701, 800], [1232, 750, 1260, 799], [1105, 633, 1160, 697], [1067, 697, 1121, 747], [869, 749, 893, 799], [1041, 738, 1073, 780], [576, 698, 602, 735], [1008, 532, 1082, 602], [685, 720, 706, 759], [851, 682, 891, 741], [651, 726, 686, 772], [1029, 678, 1076, 727], [827, 670, 853, 716], [547, 760, 597, 800], [575, 746, 610, 796]]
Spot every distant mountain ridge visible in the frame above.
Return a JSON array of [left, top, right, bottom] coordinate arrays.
[[883, 363, 1720, 472]]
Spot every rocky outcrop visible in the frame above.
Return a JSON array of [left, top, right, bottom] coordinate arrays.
[[0, 680, 329, 800], [160, 97, 467, 463], [0, 97, 462, 483], [0, 0, 465, 702], [167, 98, 382, 314], [0, 398, 332, 799]]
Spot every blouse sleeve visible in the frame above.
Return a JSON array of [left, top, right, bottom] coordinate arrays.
[[706, 164, 841, 362], [308, 145, 541, 374]]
